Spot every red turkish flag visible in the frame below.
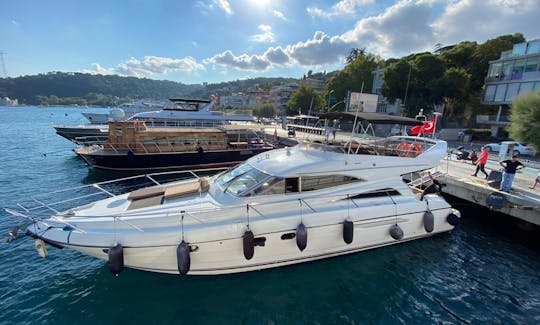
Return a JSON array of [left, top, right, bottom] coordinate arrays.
[[410, 117, 437, 135]]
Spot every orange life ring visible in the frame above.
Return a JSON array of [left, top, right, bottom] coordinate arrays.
[[397, 142, 413, 157], [412, 143, 423, 155]]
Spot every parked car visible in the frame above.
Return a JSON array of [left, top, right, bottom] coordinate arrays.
[[484, 141, 536, 156]]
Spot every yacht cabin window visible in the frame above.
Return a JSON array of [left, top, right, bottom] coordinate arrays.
[[251, 177, 286, 195], [285, 178, 299, 193], [349, 189, 401, 199], [215, 162, 363, 197], [226, 168, 269, 195], [215, 163, 252, 188], [300, 175, 360, 192]]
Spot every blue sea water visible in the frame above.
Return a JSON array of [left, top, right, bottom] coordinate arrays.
[[1, 106, 540, 324]]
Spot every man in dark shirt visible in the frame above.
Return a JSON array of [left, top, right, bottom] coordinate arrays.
[[499, 155, 524, 192]]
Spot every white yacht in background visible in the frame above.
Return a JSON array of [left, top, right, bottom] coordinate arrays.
[[82, 99, 174, 124], [7, 136, 460, 275], [54, 98, 256, 144], [128, 98, 255, 128]]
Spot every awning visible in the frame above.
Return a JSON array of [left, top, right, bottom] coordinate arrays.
[[320, 112, 423, 126]]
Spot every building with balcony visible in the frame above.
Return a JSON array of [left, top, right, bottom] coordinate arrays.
[[481, 39, 540, 135], [269, 83, 299, 112]]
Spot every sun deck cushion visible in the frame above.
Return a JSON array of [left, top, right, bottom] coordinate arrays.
[[127, 195, 164, 210], [127, 186, 165, 200], [164, 181, 201, 199]]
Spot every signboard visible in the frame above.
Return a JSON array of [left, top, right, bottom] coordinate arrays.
[[347, 92, 379, 113]]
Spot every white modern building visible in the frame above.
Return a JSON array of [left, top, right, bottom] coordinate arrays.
[[480, 39, 540, 135]]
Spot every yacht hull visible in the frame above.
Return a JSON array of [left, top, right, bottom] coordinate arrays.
[[29, 208, 455, 275], [76, 147, 274, 172], [54, 125, 108, 142]]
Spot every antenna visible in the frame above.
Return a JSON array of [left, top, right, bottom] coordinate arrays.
[[0, 51, 7, 77]]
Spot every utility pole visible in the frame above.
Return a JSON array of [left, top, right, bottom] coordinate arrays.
[[0, 51, 7, 77], [403, 63, 412, 107]]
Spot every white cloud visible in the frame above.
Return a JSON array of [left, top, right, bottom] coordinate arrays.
[[214, 0, 233, 15], [195, 0, 233, 16], [87, 0, 540, 78], [264, 46, 291, 65], [86, 63, 116, 75], [307, 0, 374, 19], [431, 0, 540, 46], [200, 0, 540, 73], [285, 31, 352, 66], [273, 10, 287, 21], [250, 25, 276, 43], [203, 31, 352, 71], [117, 56, 205, 76], [86, 56, 205, 77], [341, 0, 436, 57], [204, 50, 271, 71]]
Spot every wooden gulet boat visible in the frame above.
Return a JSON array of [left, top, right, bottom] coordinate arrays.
[[75, 121, 276, 172]]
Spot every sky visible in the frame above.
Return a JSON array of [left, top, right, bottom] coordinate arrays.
[[1, 0, 539, 85]]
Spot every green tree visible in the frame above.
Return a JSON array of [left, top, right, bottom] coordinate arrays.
[[346, 48, 365, 64], [382, 53, 447, 116], [508, 90, 540, 151], [325, 49, 382, 112], [287, 85, 323, 115], [440, 41, 477, 69], [438, 68, 471, 120], [380, 59, 411, 104]]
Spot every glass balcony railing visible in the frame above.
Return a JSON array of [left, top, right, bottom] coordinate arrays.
[[476, 115, 511, 124], [485, 71, 540, 84]]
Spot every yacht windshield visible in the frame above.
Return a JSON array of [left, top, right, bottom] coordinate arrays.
[[214, 163, 252, 188], [226, 168, 270, 195]]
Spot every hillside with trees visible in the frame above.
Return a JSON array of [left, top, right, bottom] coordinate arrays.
[[0, 72, 297, 106]]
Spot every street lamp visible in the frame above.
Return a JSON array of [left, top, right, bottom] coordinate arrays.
[[327, 99, 345, 112], [327, 90, 335, 112]]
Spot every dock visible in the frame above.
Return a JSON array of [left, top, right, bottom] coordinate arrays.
[[433, 158, 540, 226]]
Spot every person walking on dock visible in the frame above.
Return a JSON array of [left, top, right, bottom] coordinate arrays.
[[472, 147, 489, 179], [499, 155, 524, 193]]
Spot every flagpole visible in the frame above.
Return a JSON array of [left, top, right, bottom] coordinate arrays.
[[348, 82, 364, 156], [432, 112, 441, 139]]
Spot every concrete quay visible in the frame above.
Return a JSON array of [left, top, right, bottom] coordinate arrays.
[[433, 158, 540, 226]]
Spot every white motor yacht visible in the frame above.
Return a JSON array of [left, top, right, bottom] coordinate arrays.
[[82, 99, 174, 124], [6, 136, 460, 275]]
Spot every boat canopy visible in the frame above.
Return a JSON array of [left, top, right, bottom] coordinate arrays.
[[320, 112, 423, 126], [169, 98, 211, 103]]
